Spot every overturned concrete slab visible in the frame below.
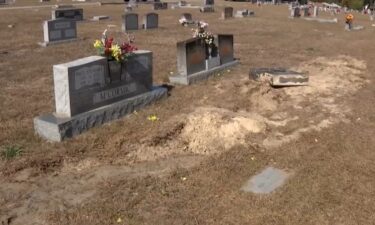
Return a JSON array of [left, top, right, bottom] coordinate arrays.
[[241, 167, 290, 194], [249, 67, 308, 87], [271, 72, 309, 87]]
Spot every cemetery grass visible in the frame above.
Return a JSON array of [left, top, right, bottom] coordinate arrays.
[[1, 0, 375, 224]]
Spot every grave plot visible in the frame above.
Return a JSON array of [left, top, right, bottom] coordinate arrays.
[[169, 34, 239, 85]]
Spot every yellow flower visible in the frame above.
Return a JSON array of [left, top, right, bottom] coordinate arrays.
[[111, 44, 122, 62], [93, 39, 103, 49], [147, 115, 159, 122]]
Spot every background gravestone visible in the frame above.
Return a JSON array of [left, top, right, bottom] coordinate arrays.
[[40, 19, 77, 46], [182, 13, 193, 21], [222, 7, 233, 19], [177, 38, 206, 76], [122, 13, 139, 31], [143, 13, 158, 29], [52, 8, 83, 21], [153, 2, 168, 10], [204, 0, 214, 5], [218, 34, 234, 64], [313, 6, 318, 17]]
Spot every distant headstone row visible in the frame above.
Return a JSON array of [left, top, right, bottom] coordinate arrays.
[[122, 13, 159, 31]]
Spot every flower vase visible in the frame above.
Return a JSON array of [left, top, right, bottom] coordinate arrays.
[[205, 46, 220, 70], [108, 60, 122, 83]]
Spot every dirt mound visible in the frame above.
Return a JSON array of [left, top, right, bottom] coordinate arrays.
[[181, 107, 267, 154]]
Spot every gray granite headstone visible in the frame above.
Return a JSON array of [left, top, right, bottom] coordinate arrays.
[[241, 167, 289, 194], [122, 13, 139, 31], [218, 34, 234, 64], [291, 7, 300, 17], [313, 6, 318, 17], [52, 8, 83, 21], [177, 38, 206, 76], [53, 51, 152, 117], [179, 1, 187, 6], [143, 13, 158, 29], [303, 7, 309, 17], [222, 7, 233, 19], [43, 19, 77, 43]]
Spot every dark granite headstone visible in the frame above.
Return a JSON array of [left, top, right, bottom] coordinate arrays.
[[177, 38, 206, 76], [43, 19, 77, 43], [122, 13, 139, 31], [222, 7, 233, 19], [143, 13, 158, 29], [52, 8, 83, 21], [182, 13, 193, 21], [218, 34, 234, 64]]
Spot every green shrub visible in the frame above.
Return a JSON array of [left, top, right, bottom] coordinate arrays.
[[1, 145, 22, 160]]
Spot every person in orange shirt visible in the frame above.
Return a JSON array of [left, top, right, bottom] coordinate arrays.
[[345, 13, 354, 30]]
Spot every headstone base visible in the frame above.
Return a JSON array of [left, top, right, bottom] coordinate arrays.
[[38, 38, 78, 47], [169, 60, 239, 85], [34, 87, 167, 142]]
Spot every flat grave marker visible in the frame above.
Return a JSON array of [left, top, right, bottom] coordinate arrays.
[[241, 167, 290, 194]]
